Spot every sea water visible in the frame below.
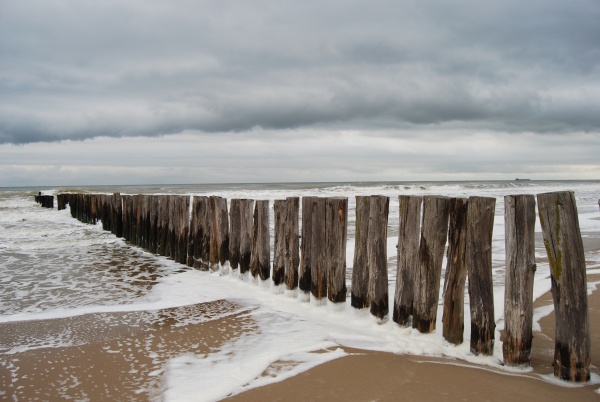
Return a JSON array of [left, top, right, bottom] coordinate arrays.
[[1, 181, 600, 400]]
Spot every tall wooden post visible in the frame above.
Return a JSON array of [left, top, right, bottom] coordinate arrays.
[[311, 197, 327, 301], [503, 194, 536, 366], [466, 196, 496, 356], [273, 197, 299, 287], [284, 197, 300, 290], [442, 198, 469, 344], [187, 196, 211, 270], [148, 195, 159, 254], [239, 199, 254, 275], [176, 196, 190, 264], [351, 196, 370, 309], [393, 195, 422, 326], [367, 195, 389, 320], [537, 191, 590, 382], [209, 196, 230, 269], [157, 195, 170, 256], [299, 197, 315, 295], [250, 200, 270, 281], [133, 194, 143, 247], [229, 199, 243, 270], [273, 199, 286, 285], [112, 193, 123, 238], [326, 197, 348, 303], [121, 195, 131, 242], [141, 195, 150, 250], [413, 196, 450, 333]]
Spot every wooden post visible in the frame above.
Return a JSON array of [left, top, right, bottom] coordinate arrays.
[[209, 196, 230, 269], [187, 196, 211, 270], [284, 197, 300, 290], [413, 196, 450, 333], [351, 196, 370, 309], [112, 193, 123, 238], [299, 196, 315, 295], [239, 199, 254, 275], [121, 195, 131, 241], [176, 195, 190, 264], [140, 195, 151, 250], [503, 194, 536, 365], [393, 195, 422, 325], [148, 195, 159, 253], [166, 195, 177, 258], [326, 197, 348, 303], [250, 200, 270, 280], [157, 195, 170, 256], [441, 198, 469, 344], [466, 196, 496, 356], [273, 199, 286, 286], [311, 197, 327, 301], [229, 198, 255, 273], [57, 194, 67, 210], [133, 194, 143, 247], [537, 191, 590, 382], [368, 195, 390, 320], [229, 199, 243, 270]]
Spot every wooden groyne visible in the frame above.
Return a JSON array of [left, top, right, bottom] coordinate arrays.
[[54, 190, 592, 382], [35, 192, 54, 208]]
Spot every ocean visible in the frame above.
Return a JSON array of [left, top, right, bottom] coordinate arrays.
[[1, 180, 600, 400]]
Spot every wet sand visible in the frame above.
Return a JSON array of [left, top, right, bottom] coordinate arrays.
[[1, 233, 600, 401], [0, 300, 258, 400]]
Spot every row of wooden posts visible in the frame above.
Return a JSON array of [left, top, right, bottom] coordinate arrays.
[[34, 192, 54, 208], [54, 191, 590, 382]]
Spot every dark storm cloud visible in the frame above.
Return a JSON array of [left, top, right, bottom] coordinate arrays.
[[1, 0, 599, 144]]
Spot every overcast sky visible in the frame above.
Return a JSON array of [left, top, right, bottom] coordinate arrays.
[[1, 0, 599, 186]]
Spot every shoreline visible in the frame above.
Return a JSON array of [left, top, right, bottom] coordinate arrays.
[[1, 232, 599, 400]]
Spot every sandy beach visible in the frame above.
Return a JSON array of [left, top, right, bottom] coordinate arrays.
[[1, 233, 599, 401]]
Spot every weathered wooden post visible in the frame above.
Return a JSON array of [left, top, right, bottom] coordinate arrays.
[[148, 195, 159, 253], [310, 197, 327, 302], [502, 194, 536, 365], [326, 197, 348, 303], [133, 194, 143, 247], [209, 196, 230, 269], [166, 195, 177, 258], [57, 194, 67, 210], [413, 196, 450, 333], [239, 199, 254, 275], [393, 195, 422, 325], [250, 200, 270, 281], [368, 195, 390, 320], [187, 196, 211, 270], [299, 196, 315, 296], [112, 193, 123, 238], [442, 198, 469, 344], [537, 191, 590, 382], [466, 196, 496, 356], [121, 195, 131, 241], [284, 197, 300, 290], [176, 195, 190, 264], [140, 195, 150, 249], [273, 199, 286, 286], [351, 196, 370, 309], [157, 195, 170, 256], [229, 199, 243, 270]]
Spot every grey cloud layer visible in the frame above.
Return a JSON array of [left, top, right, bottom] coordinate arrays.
[[1, 0, 599, 144]]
